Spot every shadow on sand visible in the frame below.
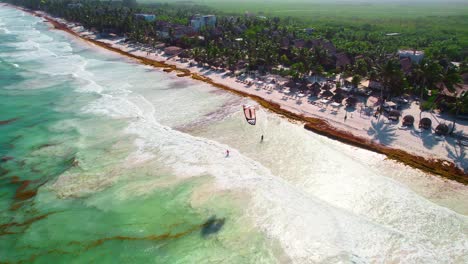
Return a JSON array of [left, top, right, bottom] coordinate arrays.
[[410, 129, 439, 150], [367, 119, 397, 145], [445, 139, 467, 171]]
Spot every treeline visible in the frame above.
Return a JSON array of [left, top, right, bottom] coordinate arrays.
[[5, 0, 468, 114]]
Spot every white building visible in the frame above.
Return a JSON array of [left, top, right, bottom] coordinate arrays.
[[134, 14, 156, 22], [190, 15, 216, 31], [67, 3, 83, 8], [398, 50, 424, 64]]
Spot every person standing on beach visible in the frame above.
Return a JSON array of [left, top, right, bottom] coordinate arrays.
[[261, 135, 264, 142], [226, 150, 230, 157], [344, 113, 348, 122]]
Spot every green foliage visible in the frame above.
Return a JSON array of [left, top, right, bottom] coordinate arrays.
[[280, 54, 289, 66], [6, 0, 465, 112], [151, 0, 468, 61], [351, 75, 361, 88]]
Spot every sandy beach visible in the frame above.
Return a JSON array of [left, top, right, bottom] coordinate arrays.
[[12, 4, 467, 183]]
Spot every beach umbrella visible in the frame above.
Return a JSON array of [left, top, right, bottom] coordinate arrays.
[[321, 90, 334, 98], [419, 118, 432, 130], [435, 124, 449, 136], [402, 115, 414, 126]]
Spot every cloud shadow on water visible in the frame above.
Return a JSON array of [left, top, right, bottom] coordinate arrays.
[[201, 216, 225, 237]]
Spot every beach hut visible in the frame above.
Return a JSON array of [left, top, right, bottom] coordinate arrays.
[[321, 90, 334, 98], [322, 83, 332, 90], [310, 85, 321, 96], [164, 46, 183, 56], [346, 96, 358, 107], [284, 80, 297, 89], [334, 87, 344, 94], [383, 101, 397, 112], [435, 124, 449, 136], [388, 110, 400, 121], [245, 77, 254, 85], [298, 83, 308, 91], [311, 81, 321, 89], [178, 49, 190, 58], [402, 115, 414, 126], [419, 118, 432, 130], [332, 92, 345, 103]]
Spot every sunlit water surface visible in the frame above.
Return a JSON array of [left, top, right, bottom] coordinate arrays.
[[0, 6, 467, 263]]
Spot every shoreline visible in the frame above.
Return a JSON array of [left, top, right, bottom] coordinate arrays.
[[6, 4, 466, 184]]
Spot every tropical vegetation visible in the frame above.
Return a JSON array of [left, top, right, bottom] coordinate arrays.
[[4, 0, 468, 115]]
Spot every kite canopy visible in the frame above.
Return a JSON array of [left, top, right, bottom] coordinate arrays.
[[243, 105, 256, 125]]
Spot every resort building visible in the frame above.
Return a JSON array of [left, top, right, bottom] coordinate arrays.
[[172, 25, 196, 39], [67, 3, 83, 8], [398, 50, 424, 64], [400, 57, 412, 74], [190, 15, 217, 31], [436, 82, 468, 101], [335, 52, 351, 70], [134, 13, 156, 22], [164, 46, 183, 56], [304, 28, 315, 34]]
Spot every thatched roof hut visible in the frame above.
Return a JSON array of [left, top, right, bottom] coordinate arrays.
[[419, 118, 432, 129], [435, 123, 449, 136], [322, 83, 332, 90], [346, 96, 358, 107], [402, 115, 414, 126], [310, 85, 321, 96], [311, 81, 321, 89], [164, 46, 183, 56], [298, 83, 308, 91], [321, 90, 334, 98], [388, 110, 401, 121], [284, 80, 297, 88], [178, 49, 190, 58], [332, 93, 346, 103]]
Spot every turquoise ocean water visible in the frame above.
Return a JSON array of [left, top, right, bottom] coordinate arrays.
[[1, 5, 467, 263], [0, 7, 276, 263]]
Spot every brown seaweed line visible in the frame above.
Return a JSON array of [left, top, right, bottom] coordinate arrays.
[[11, 6, 466, 184], [0, 212, 57, 236], [0, 118, 19, 126]]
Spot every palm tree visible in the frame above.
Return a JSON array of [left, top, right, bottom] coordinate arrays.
[[377, 59, 399, 98], [419, 59, 444, 100], [449, 92, 468, 135]]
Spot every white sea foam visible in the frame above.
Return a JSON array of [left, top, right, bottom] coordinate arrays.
[[77, 81, 467, 263], [3, 5, 466, 262]]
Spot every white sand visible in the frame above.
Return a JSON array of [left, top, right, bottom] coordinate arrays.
[[49, 16, 467, 172]]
